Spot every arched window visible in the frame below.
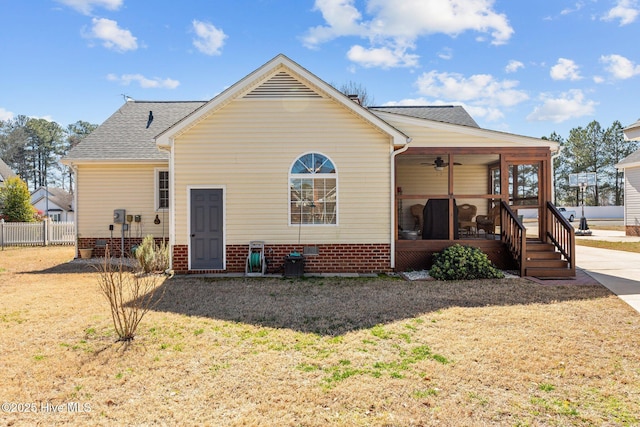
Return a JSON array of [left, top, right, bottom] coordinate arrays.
[[289, 153, 337, 225]]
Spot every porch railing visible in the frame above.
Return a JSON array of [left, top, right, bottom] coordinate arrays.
[[0, 220, 75, 248], [545, 202, 576, 276], [499, 201, 527, 277]]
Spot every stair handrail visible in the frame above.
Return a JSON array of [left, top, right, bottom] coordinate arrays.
[[499, 201, 527, 277], [545, 202, 576, 276]]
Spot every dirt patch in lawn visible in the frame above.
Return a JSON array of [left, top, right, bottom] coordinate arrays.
[[1, 246, 639, 426]]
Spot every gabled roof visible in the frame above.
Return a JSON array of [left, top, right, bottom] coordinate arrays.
[[0, 158, 16, 182], [63, 100, 206, 163], [623, 118, 640, 141], [615, 148, 640, 169], [369, 106, 480, 128], [155, 54, 409, 148], [31, 186, 74, 211]]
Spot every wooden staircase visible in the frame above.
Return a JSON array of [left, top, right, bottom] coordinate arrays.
[[525, 240, 573, 278]]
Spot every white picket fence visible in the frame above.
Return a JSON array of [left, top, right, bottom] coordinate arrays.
[[0, 220, 75, 247]]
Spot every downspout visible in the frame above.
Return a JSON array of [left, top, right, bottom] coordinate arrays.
[[70, 163, 79, 259], [157, 143, 174, 271], [390, 137, 412, 270]]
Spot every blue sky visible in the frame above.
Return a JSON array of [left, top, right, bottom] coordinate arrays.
[[1, 0, 639, 139]]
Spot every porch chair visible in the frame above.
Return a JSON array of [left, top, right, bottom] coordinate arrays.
[[410, 204, 424, 231], [457, 204, 477, 237], [476, 205, 500, 236]]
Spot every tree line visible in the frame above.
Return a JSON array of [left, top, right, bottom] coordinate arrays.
[[546, 120, 638, 206], [0, 116, 97, 193]]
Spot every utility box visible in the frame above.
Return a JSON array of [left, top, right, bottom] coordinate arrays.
[[284, 253, 305, 277]]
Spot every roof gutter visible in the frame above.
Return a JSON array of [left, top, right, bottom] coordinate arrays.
[[389, 137, 413, 270]]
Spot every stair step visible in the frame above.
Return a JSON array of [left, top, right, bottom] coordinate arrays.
[[527, 242, 556, 252], [527, 251, 562, 260], [525, 267, 574, 278], [526, 259, 568, 268]]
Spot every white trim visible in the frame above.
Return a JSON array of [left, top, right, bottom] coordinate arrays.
[[60, 158, 167, 166], [186, 185, 227, 271], [287, 152, 339, 227], [154, 167, 170, 212], [373, 110, 560, 150]]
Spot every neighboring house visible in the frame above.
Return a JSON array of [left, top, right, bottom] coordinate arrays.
[[615, 119, 640, 236], [63, 54, 570, 277], [0, 158, 16, 184], [0, 158, 17, 217], [31, 186, 74, 222]]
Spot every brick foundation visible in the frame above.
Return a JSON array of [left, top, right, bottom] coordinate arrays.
[[77, 237, 168, 258], [171, 243, 392, 275]]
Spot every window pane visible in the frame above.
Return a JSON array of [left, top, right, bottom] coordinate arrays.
[[158, 170, 169, 209], [289, 153, 337, 225]]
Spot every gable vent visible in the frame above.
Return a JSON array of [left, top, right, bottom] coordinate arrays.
[[244, 71, 322, 98]]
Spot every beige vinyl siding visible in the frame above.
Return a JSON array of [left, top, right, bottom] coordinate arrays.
[[172, 98, 392, 245], [76, 163, 169, 239], [624, 167, 640, 226]]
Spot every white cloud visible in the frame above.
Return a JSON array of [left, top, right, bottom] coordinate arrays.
[[415, 70, 528, 107], [527, 90, 596, 123], [88, 18, 137, 52], [602, 0, 640, 25], [0, 107, 14, 121], [505, 60, 524, 73], [600, 54, 640, 79], [56, 0, 122, 15], [107, 73, 180, 89], [550, 58, 582, 81], [347, 45, 419, 68], [560, 2, 584, 16], [438, 47, 453, 60], [303, 0, 514, 68], [192, 20, 227, 56], [303, 0, 367, 47]]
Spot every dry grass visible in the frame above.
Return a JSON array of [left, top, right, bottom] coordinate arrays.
[[575, 239, 640, 253], [1, 246, 640, 426]]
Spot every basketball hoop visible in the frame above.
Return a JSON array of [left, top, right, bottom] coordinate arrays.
[[568, 172, 595, 235]]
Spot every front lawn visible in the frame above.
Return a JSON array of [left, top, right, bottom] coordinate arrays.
[[1, 247, 639, 426]]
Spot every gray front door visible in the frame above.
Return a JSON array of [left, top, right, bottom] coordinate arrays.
[[190, 189, 223, 270]]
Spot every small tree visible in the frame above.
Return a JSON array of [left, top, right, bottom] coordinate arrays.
[[0, 176, 36, 222], [97, 246, 170, 342]]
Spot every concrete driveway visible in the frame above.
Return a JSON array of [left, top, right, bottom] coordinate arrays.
[[575, 234, 640, 314]]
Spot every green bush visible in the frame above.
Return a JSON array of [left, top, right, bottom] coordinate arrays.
[[429, 244, 504, 281], [135, 235, 169, 273]]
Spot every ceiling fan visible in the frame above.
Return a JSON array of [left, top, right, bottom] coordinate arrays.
[[421, 156, 462, 171]]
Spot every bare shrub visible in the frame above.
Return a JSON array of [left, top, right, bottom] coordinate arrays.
[[97, 246, 168, 341]]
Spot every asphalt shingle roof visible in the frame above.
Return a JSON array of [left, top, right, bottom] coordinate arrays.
[[64, 100, 206, 161], [0, 158, 16, 182], [368, 105, 480, 128], [616, 148, 640, 167], [65, 101, 482, 163]]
